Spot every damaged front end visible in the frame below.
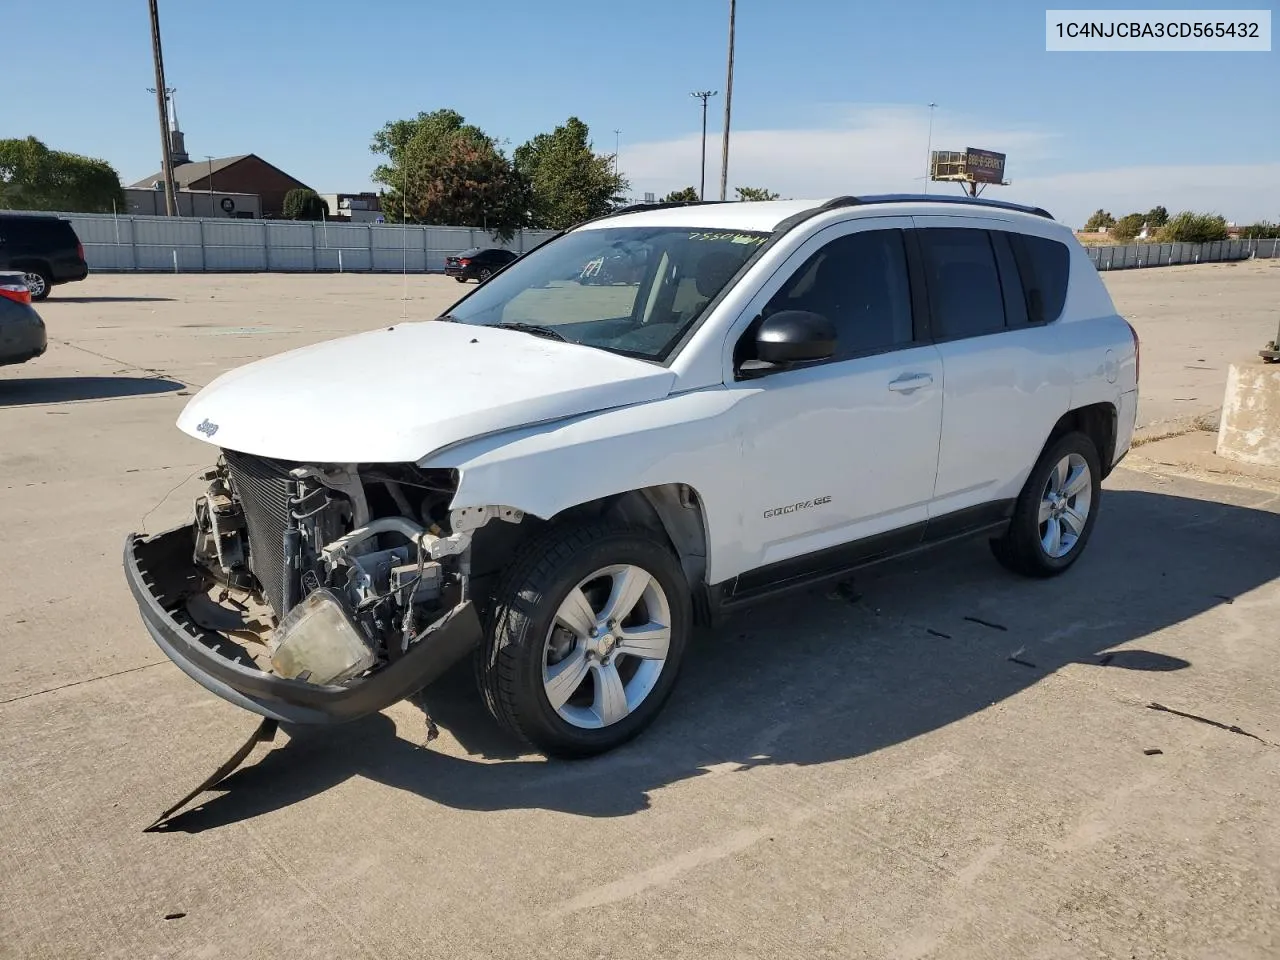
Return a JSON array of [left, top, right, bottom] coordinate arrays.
[[123, 451, 509, 724]]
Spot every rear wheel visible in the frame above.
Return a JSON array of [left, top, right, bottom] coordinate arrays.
[[454, 276, 466, 283], [991, 431, 1102, 577], [23, 268, 51, 301], [478, 523, 691, 758]]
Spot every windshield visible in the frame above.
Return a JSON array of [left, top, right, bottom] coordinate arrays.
[[442, 226, 770, 361]]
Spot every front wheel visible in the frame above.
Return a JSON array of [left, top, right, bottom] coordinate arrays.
[[24, 269, 51, 301], [478, 267, 493, 282], [478, 523, 692, 758], [991, 431, 1102, 578]]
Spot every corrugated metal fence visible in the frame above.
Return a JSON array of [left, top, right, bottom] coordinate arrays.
[[15, 210, 1280, 274], [40, 211, 560, 274], [1086, 237, 1280, 271]]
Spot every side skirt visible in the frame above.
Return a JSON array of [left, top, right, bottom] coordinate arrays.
[[706, 500, 1014, 621]]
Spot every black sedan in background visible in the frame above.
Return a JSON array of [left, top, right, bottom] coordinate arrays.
[[0, 272, 47, 366], [444, 247, 517, 283]]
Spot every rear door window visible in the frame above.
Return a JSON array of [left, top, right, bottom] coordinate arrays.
[[990, 231, 1029, 328], [1009, 234, 1071, 324], [916, 228, 1006, 340]]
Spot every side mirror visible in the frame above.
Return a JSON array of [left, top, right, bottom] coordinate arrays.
[[740, 310, 836, 377]]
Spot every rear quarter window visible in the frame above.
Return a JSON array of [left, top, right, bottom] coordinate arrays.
[[1012, 234, 1070, 324]]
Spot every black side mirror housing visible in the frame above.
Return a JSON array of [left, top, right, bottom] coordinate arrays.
[[740, 310, 837, 377]]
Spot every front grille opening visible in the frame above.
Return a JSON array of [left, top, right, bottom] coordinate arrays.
[[221, 449, 295, 616], [218, 454, 460, 619]]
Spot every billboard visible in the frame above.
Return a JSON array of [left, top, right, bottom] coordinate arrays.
[[964, 147, 1006, 184], [929, 148, 1007, 184]]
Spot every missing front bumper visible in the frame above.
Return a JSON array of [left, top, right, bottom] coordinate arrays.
[[123, 525, 482, 725]]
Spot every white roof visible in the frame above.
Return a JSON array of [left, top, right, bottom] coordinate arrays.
[[577, 200, 832, 233], [577, 197, 1063, 235]]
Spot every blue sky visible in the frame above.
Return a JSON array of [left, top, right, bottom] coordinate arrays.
[[6, 0, 1277, 226]]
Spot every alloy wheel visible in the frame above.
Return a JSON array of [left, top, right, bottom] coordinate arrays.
[[541, 564, 672, 729], [1039, 453, 1092, 559]]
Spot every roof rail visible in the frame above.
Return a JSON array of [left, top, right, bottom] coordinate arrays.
[[826, 193, 1054, 220]]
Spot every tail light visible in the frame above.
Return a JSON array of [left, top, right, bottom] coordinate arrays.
[[1127, 320, 1140, 383], [459, 258, 471, 267], [77, 240, 85, 261], [0, 280, 32, 305]]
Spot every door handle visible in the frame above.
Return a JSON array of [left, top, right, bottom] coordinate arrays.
[[888, 373, 934, 393]]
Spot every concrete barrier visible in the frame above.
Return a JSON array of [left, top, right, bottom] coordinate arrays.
[[1216, 362, 1280, 467]]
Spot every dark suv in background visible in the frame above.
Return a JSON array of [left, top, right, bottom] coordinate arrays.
[[444, 246, 517, 282], [0, 215, 89, 300]]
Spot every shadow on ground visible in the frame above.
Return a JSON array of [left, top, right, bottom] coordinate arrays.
[[0, 376, 185, 406], [155, 485, 1279, 831], [54, 296, 176, 303]]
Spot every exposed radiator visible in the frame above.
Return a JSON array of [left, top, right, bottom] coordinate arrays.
[[221, 449, 294, 616]]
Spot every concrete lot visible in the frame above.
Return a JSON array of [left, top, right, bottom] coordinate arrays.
[[1102, 258, 1280, 431], [2, 268, 1279, 959]]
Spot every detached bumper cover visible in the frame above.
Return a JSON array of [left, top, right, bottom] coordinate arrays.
[[124, 525, 482, 725]]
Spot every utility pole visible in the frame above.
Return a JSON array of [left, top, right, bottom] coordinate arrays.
[[923, 102, 937, 194], [205, 155, 214, 215], [691, 91, 717, 201], [718, 0, 736, 201], [147, 0, 178, 217], [613, 129, 621, 178]]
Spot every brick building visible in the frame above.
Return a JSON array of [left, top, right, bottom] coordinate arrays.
[[129, 154, 313, 218]]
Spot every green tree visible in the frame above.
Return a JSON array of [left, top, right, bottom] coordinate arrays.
[[735, 186, 780, 201], [1157, 211, 1229, 244], [662, 186, 701, 203], [282, 188, 328, 220], [1240, 221, 1280, 240], [371, 109, 493, 188], [1112, 212, 1146, 242], [410, 137, 526, 239], [371, 109, 526, 237], [1083, 209, 1116, 231], [1145, 205, 1169, 228], [0, 136, 124, 213], [514, 117, 628, 229]]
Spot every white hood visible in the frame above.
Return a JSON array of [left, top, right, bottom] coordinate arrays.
[[177, 320, 675, 463]]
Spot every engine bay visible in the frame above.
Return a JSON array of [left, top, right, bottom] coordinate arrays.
[[188, 452, 505, 686]]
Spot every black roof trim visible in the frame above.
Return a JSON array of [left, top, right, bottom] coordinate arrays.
[[826, 193, 1055, 220]]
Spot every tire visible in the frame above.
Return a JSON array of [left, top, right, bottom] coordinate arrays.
[[24, 268, 52, 301], [991, 430, 1102, 578], [454, 276, 466, 283], [478, 522, 692, 758], [478, 267, 492, 282]]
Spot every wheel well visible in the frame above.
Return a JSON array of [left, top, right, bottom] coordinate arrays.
[[549, 484, 709, 586], [11, 258, 51, 278], [1049, 402, 1117, 476], [467, 484, 712, 622]]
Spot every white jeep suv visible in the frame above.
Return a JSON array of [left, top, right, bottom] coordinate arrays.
[[125, 195, 1140, 757]]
